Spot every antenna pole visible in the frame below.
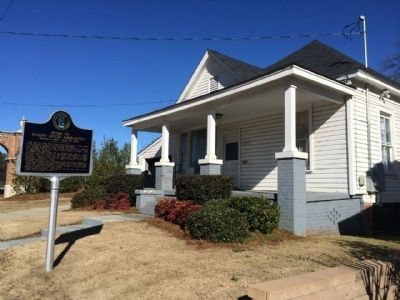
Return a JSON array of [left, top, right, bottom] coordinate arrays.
[[360, 15, 368, 68]]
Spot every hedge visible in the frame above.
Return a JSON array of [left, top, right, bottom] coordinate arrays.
[[155, 198, 202, 228], [228, 196, 280, 234], [186, 205, 250, 243], [175, 175, 233, 204], [71, 174, 144, 209], [106, 174, 144, 205], [71, 186, 107, 209]]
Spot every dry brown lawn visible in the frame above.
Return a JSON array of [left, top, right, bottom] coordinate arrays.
[[0, 209, 125, 241], [0, 196, 73, 212], [1, 218, 399, 300], [0, 193, 137, 241]]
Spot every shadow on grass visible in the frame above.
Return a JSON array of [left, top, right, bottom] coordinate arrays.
[[239, 237, 400, 300], [310, 238, 400, 299], [335, 239, 400, 299], [54, 225, 103, 268]]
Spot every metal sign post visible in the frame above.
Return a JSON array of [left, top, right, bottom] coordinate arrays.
[[16, 111, 93, 272], [45, 176, 60, 272]]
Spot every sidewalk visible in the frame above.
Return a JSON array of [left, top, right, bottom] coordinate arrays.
[[0, 203, 151, 250], [0, 204, 71, 221]]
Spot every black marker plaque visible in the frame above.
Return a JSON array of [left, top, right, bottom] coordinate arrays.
[[18, 111, 93, 175]]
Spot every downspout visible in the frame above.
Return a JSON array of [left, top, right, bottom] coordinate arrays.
[[366, 85, 372, 171], [345, 97, 355, 196], [365, 84, 377, 195]]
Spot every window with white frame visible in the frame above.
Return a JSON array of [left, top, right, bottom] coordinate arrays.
[[296, 110, 311, 169], [380, 112, 393, 171]]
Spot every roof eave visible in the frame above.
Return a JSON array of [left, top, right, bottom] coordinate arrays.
[[123, 65, 355, 128], [340, 70, 400, 97]]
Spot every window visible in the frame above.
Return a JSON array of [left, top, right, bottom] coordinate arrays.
[[296, 111, 310, 169], [225, 142, 238, 160], [296, 110, 311, 170], [380, 112, 393, 171], [178, 133, 188, 173], [209, 77, 219, 93], [190, 129, 206, 173]]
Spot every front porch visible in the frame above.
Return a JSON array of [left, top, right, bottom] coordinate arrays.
[[123, 66, 357, 235]]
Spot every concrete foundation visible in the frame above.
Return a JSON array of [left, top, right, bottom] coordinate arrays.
[[306, 196, 362, 235], [126, 167, 142, 175], [199, 164, 222, 175], [277, 157, 307, 236], [155, 165, 174, 190], [135, 189, 175, 215]]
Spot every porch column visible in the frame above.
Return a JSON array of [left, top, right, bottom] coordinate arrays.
[[155, 124, 175, 191], [199, 110, 223, 175], [275, 85, 308, 236], [126, 128, 143, 175]]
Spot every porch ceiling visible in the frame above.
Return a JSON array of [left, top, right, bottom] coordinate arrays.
[[124, 65, 354, 133]]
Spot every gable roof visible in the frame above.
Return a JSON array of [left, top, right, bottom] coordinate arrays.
[[208, 50, 264, 82], [177, 49, 264, 102], [263, 40, 400, 89]]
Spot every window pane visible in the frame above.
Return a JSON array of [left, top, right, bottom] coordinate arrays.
[[190, 129, 206, 172], [296, 111, 310, 169], [380, 113, 393, 171], [380, 116, 386, 143], [385, 118, 391, 143], [225, 142, 238, 161]]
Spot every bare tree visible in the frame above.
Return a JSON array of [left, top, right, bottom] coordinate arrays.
[[382, 42, 400, 83]]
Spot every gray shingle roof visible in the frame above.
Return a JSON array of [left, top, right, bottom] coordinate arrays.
[[207, 49, 264, 81], [263, 40, 400, 89]]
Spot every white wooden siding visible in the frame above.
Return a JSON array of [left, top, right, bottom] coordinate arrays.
[[307, 102, 348, 193], [138, 138, 161, 159], [352, 88, 400, 203], [187, 59, 238, 100], [138, 135, 179, 162], [238, 101, 348, 192]]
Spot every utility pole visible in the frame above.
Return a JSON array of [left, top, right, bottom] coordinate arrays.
[[359, 15, 368, 68]]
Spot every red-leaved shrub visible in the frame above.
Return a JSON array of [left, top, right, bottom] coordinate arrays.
[[87, 192, 131, 210], [155, 198, 202, 228]]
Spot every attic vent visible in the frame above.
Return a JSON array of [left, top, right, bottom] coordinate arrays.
[[209, 76, 219, 92]]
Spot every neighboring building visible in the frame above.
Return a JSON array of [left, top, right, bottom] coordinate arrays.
[[123, 40, 400, 235]]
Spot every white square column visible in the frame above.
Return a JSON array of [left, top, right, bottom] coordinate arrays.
[[156, 124, 175, 167], [199, 110, 223, 175], [126, 128, 143, 174], [275, 84, 308, 236], [155, 123, 175, 190]]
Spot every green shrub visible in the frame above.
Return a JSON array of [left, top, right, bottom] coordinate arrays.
[[60, 177, 84, 193], [71, 186, 107, 209], [106, 174, 144, 205], [228, 196, 280, 234], [186, 205, 250, 242], [203, 198, 230, 208], [175, 175, 233, 204], [84, 174, 107, 190]]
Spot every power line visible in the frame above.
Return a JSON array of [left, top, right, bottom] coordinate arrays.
[[0, 0, 14, 22], [0, 30, 362, 42], [0, 99, 175, 108]]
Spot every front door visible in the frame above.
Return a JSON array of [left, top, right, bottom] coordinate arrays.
[[219, 128, 240, 188]]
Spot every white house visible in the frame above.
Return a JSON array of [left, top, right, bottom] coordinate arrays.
[[123, 41, 400, 235]]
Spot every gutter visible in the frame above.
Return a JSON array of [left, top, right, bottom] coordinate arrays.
[[337, 71, 400, 98], [123, 65, 355, 127]]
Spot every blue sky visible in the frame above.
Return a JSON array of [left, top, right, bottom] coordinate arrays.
[[0, 0, 399, 152]]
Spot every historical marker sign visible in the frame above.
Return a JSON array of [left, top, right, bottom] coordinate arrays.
[[17, 111, 93, 176], [16, 111, 93, 272]]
